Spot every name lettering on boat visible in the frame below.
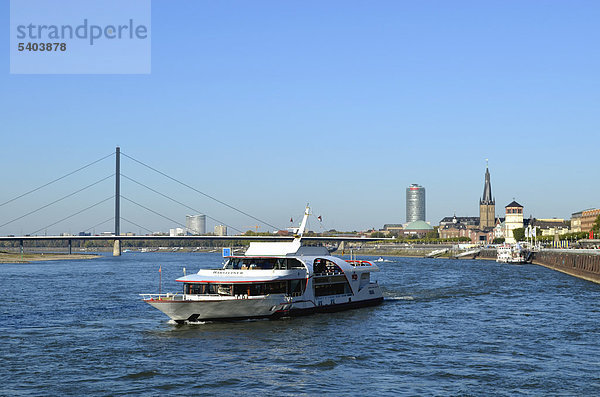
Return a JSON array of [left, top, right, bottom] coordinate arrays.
[[212, 270, 244, 275]]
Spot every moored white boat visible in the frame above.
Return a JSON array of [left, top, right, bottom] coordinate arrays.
[[141, 207, 383, 323], [496, 243, 528, 264]]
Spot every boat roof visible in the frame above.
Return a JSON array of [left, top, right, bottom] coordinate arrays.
[[242, 241, 330, 257], [177, 269, 306, 283], [177, 254, 378, 283]]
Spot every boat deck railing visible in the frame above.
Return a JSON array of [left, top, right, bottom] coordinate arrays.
[[139, 293, 184, 301], [345, 260, 373, 267], [314, 270, 344, 277], [141, 292, 295, 301]]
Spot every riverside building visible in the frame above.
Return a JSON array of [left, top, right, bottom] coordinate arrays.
[[214, 225, 228, 236], [504, 201, 524, 244], [581, 208, 600, 232], [186, 214, 206, 235], [406, 184, 425, 223], [570, 211, 584, 233]]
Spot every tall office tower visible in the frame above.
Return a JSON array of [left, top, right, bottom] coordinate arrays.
[[186, 214, 206, 235], [479, 165, 496, 229], [406, 184, 426, 223]]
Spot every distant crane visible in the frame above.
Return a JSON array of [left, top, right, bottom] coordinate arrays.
[[244, 225, 260, 233]]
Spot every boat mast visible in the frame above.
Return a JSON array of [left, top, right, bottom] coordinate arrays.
[[295, 205, 310, 239]]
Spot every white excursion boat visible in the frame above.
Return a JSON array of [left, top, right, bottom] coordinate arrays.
[[496, 243, 529, 264], [141, 207, 383, 323]]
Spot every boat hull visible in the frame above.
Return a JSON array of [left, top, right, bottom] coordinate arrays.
[[284, 296, 383, 318], [146, 295, 286, 322], [145, 294, 384, 323]]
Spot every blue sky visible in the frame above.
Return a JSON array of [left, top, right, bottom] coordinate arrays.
[[1, 1, 599, 234]]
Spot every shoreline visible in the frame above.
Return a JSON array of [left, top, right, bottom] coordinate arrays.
[[0, 252, 100, 264]]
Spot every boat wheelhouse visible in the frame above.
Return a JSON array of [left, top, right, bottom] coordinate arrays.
[[141, 207, 383, 323], [496, 243, 530, 264]]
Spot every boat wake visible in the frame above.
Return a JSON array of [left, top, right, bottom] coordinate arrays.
[[386, 295, 415, 301], [168, 319, 208, 325]]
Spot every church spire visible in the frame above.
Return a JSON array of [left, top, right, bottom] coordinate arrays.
[[480, 162, 494, 205], [479, 161, 496, 230]]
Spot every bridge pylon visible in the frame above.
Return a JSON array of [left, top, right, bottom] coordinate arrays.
[[113, 239, 121, 257], [114, 146, 121, 256]]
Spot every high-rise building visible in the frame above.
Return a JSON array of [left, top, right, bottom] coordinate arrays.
[[406, 184, 425, 223], [479, 165, 495, 229], [214, 225, 228, 236], [186, 214, 206, 235]]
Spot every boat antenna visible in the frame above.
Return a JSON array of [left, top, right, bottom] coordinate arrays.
[[158, 265, 162, 296]]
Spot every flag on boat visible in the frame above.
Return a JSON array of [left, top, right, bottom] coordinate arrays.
[[318, 215, 322, 222], [290, 217, 293, 223]]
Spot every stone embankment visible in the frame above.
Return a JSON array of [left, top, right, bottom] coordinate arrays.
[[532, 250, 600, 284], [476, 248, 600, 284]]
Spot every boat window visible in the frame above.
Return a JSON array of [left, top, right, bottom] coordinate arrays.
[[285, 259, 305, 269], [313, 258, 343, 275], [265, 282, 287, 294], [314, 282, 351, 297], [217, 284, 233, 296], [184, 283, 212, 295], [231, 282, 289, 296], [186, 280, 306, 297], [288, 279, 307, 296], [223, 257, 305, 270]]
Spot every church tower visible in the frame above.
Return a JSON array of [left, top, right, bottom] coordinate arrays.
[[479, 163, 495, 229]]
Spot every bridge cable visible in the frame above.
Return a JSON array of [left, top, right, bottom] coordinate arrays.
[[121, 217, 155, 235], [121, 195, 189, 231], [121, 174, 243, 234], [0, 174, 115, 230], [82, 217, 114, 234], [0, 151, 114, 208], [30, 196, 114, 235], [121, 152, 280, 231]]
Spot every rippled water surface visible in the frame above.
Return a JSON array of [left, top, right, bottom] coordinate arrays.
[[2, 253, 600, 395]]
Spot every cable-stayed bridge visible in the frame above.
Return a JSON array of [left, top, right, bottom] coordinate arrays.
[[0, 147, 392, 256]]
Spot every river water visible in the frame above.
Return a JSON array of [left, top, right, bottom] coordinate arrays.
[[1, 253, 599, 396]]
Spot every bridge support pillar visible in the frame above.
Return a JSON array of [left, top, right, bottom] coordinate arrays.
[[68, 239, 72, 255], [20, 240, 23, 255], [113, 239, 121, 256]]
